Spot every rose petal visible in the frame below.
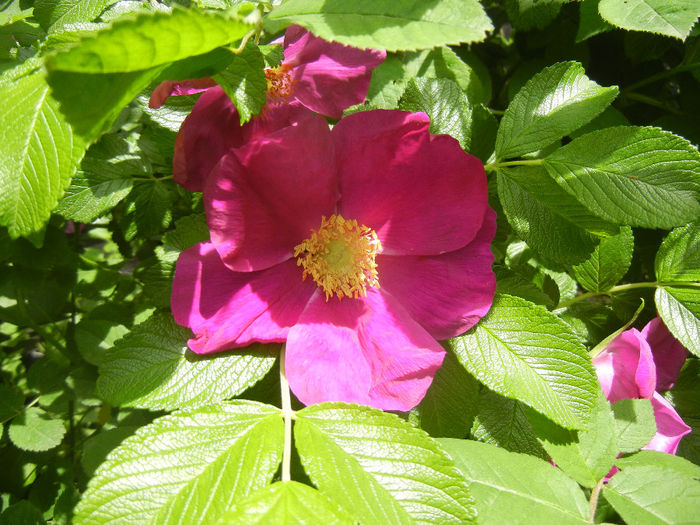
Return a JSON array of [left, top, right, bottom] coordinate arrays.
[[593, 328, 656, 402], [171, 242, 315, 354], [378, 207, 497, 339], [285, 288, 446, 411], [283, 25, 385, 118], [333, 110, 488, 255], [148, 78, 217, 108], [644, 393, 692, 455], [204, 110, 339, 272], [641, 317, 688, 391]]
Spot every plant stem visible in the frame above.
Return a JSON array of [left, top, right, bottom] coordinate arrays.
[[279, 345, 293, 483], [484, 158, 544, 172], [622, 61, 700, 94], [558, 281, 700, 309], [589, 478, 605, 522], [621, 92, 683, 116]]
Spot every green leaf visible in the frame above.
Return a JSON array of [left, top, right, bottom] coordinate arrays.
[[0, 385, 24, 422], [47, 7, 254, 73], [34, 0, 119, 32], [219, 481, 354, 524], [295, 403, 477, 524], [616, 449, 700, 478], [74, 401, 284, 525], [655, 286, 700, 355], [664, 360, 700, 464], [399, 77, 472, 150], [572, 226, 634, 292], [505, 0, 567, 30], [409, 350, 480, 438], [449, 294, 599, 430], [655, 222, 700, 283], [612, 399, 657, 453], [471, 388, 548, 459], [497, 166, 614, 266], [440, 439, 590, 525], [265, 0, 493, 51], [527, 391, 618, 488], [543, 126, 700, 229], [576, 0, 613, 42], [0, 500, 45, 525], [8, 406, 66, 451], [603, 464, 700, 524], [120, 180, 174, 241], [74, 319, 129, 365], [495, 61, 618, 159], [598, 0, 700, 40], [97, 313, 278, 410], [213, 42, 267, 124], [0, 66, 87, 238]]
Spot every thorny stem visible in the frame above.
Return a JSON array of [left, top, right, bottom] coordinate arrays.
[[484, 158, 544, 172], [280, 345, 293, 483], [589, 478, 605, 522], [558, 281, 700, 310]]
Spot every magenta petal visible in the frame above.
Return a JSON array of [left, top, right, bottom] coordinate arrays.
[[171, 242, 315, 354], [644, 393, 692, 455], [285, 288, 446, 411], [641, 317, 688, 391], [204, 111, 338, 272], [333, 110, 488, 256], [149, 78, 217, 108], [378, 207, 497, 340], [283, 25, 385, 118], [593, 328, 657, 402]]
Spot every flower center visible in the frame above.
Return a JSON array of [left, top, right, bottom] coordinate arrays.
[[265, 64, 295, 102], [294, 214, 382, 301]]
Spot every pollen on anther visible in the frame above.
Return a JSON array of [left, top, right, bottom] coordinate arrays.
[[265, 64, 295, 102], [294, 214, 382, 301]]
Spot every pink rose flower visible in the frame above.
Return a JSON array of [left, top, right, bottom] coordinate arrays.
[[149, 25, 385, 118], [171, 109, 496, 411], [593, 317, 691, 455]]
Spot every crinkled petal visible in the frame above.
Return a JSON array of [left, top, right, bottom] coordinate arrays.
[[283, 25, 385, 118], [378, 207, 497, 340], [149, 78, 217, 108], [644, 392, 692, 455], [171, 242, 315, 354], [641, 317, 688, 391], [285, 288, 446, 411], [593, 328, 656, 402], [333, 110, 488, 255], [204, 110, 338, 272]]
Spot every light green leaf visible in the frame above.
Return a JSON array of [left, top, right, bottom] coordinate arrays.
[[295, 403, 477, 524], [219, 481, 354, 525], [527, 391, 618, 488], [97, 313, 278, 410], [409, 350, 480, 438], [603, 465, 700, 524], [495, 61, 618, 159], [612, 399, 658, 453], [543, 126, 700, 229], [265, 0, 492, 51], [471, 388, 548, 459], [34, 0, 119, 32], [572, 226, 634, 292], [8, 406, 66, 452], [399, 77, 472, 150], [0, 66, 87, 238], [449, 294, 599, 430], [47, 7, 254, 73], [655, 287, 700, 355], [440, 439, 590, 525], [598, 0, 700, 40], [616, 449, 700, 478], [655, 222, 700, 283], [664, 360, 700, 464], [213, 42, 267, 124], [74, 402, 284, 525]]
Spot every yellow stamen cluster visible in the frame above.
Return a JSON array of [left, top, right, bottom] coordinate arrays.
[[265, 64, 295, 101], [294, 214, 382, 301]]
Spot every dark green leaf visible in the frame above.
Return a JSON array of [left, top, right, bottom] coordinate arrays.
[[0, 500, 45, 525], [449, 294, 599, 430], [97, 313, 278, 410], [664, 360, 700, 464], [572, 226, 634, 292], [576, 0, 613, 41], [0, 385, 24, 422], [121, 180, 174, 241]]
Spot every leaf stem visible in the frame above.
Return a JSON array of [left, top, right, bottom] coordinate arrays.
[[558, 281, 700, 309], [484, 158, 544, 172], [279, 345, 293, 483], [589, 478, 605, 522]]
